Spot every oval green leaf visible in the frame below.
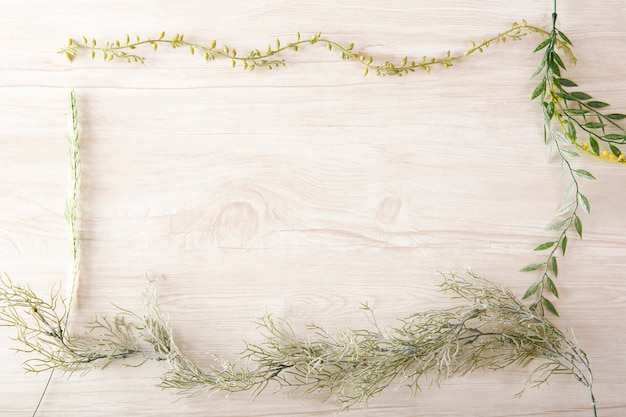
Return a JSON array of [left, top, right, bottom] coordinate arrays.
[[557, 78, 577, 87], [603, 134, 626, 142], [522, 281, 541, 299], [573, 169, 596, 180], [571, 92, 592, 100], [542, 297, 559, 316], [521, 262, 546, 272], [534, 241, 557, 251], [546, 276, 559, 297], [565, 108, 588, 115], [583, 122, 606, 129], [558, 30, 573, 45], [590, 137, 600, 155], [562, 149, 580, 158], [610, 144, 622, 158], [552, 52, 566, 70], [573, 214, 583, 238], [587, 101, 610, 109], [556, 201, 575, 216], [548, 219, 568, 230], [532, 80, 546, 100], [534, 38, 551, 52], [578, 193, 591, 215]]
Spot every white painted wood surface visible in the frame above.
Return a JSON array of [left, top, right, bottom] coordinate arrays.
[[1, 1, 625, 416]]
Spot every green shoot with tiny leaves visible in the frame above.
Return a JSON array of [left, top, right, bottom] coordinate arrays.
[[57, 22, 561, 77]]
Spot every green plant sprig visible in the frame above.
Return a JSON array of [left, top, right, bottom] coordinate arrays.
[[554, 82, 626, 162], [57, 21, 570, 77], [520, 131, 593, 317], [64, 90, 81, 321]]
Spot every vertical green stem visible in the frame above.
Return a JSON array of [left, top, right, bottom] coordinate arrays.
[[64, 89, 81, 323], [33, 90, 82, 417]]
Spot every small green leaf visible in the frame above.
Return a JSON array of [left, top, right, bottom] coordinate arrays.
[[562, 182, 575, 201], [546, 276, 559, 297], [589, 137, 600, 155], [532, 80, 546, 100], [555, 91, 574, 101], [573, 169, 596, 180], [578, 193, 591, 214], [552, 130, 568, 144], [548, 218, 568, 230], [550, 257, 558, 277], [604, 134, 626, 142], [610, 144, 622, 158], [561, 234, 568, 255], [542, 296, 560, 316], [557, 78, 578, 87], [534, 241, 557, 251], [549, 60, 561, 77], [555, 201, 575, 216], [543, 101, 555, 119], [521, 262, 546, 272], [571, 92, 593, 100], [573, 214, 583, 238], [552, 52, 566, 70], [566, 120, 577, 141], [558, 30, 573, 46], [565, 108, 588, 116], [583, 122, 606, 129], [606, 113, 626, 120], [587, 101, 610, 109], [522, 281, 541, 299], [534, 38, 551, 52], [531, 59, 546, 78], [562, 149, 580, 158]]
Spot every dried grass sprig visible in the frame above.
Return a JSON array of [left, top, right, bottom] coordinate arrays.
[[64, 90, 81, 319]]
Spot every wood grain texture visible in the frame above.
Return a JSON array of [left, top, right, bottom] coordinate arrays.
[[1, 1, 625, 416]]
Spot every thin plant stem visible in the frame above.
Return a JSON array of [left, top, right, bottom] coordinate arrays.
[[32, 90, 82, 417]]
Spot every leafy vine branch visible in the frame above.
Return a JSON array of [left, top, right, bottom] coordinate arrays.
[[521, 9, 626, 318], [58, 21, 569, 76]]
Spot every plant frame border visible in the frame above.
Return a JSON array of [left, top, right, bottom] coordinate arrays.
[[4, 7, 623, 413]]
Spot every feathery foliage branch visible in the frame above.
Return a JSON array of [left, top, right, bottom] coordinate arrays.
[[64, 90, 81, 321], [0, 272, 596, 413]]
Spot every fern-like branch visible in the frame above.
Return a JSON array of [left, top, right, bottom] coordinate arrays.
[[0, 273, 595, 413]]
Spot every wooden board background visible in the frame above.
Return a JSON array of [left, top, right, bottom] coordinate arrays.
[[1, 1, 625, 416]]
